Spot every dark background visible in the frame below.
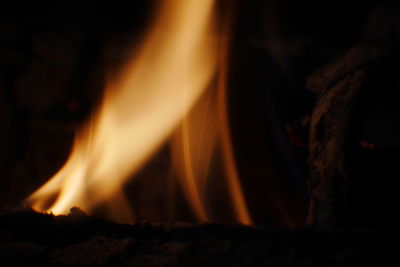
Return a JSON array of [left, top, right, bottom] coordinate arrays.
[[0, 0, 387, 226]]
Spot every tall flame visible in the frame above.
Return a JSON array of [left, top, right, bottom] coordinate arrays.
[[170, 14, 251, 224], [27, 0, 252, 225]]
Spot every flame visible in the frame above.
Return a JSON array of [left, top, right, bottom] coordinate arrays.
[[27, 0, 252, 225], [170, 18, 251, 224]]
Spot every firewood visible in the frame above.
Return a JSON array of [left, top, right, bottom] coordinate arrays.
[[1, 209, 400, 266]]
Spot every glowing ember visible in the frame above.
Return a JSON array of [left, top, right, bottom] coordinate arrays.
[[27, 0, 251, 225]]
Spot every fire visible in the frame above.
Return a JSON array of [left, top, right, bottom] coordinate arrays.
[[27, 0, 251, 225]]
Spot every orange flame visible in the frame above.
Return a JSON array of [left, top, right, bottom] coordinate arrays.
[[170, 16, 251, 224], [27, 0, 252, 225]]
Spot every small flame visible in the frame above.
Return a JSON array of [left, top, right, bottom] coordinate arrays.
[[27, 0, 251, 225]]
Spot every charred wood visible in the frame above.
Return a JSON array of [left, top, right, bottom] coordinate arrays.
[[0, 209, 399, 266]]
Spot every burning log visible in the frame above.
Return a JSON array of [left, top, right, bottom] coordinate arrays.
[[0, 208, 399, 266], [306, 2, 400, 225]]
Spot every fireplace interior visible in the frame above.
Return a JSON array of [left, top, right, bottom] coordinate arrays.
[[1, 0, 400, 266]]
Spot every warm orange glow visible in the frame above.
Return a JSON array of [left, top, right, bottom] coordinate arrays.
[[27, 0, 252, 225], [170, 18, 252, 224], [217, 31, 252, 225]]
